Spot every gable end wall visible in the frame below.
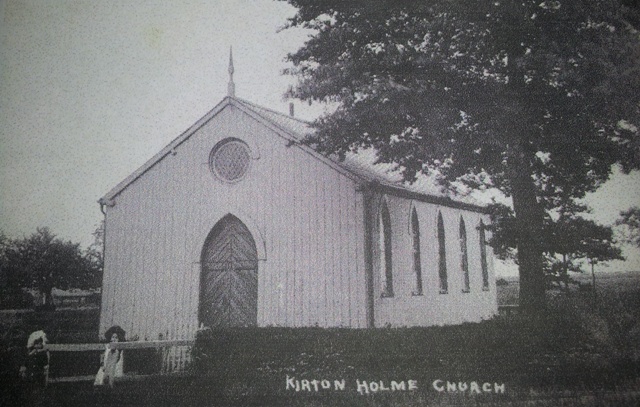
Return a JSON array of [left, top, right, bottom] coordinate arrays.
[[99, 105, 369, 340]]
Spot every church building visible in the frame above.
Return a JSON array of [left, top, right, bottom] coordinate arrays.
[[97, 56, 498, 343]]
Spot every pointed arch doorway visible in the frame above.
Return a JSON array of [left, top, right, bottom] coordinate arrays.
[[199, 214, 258, 328]]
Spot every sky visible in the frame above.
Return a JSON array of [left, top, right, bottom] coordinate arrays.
[[0, 0, 317, 243], [1, 1, 639, 276]]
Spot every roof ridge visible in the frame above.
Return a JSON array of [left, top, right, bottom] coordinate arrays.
[[233, 96, 313, 126], [101, 95, 487, 213], [231, 97, 486, 211]]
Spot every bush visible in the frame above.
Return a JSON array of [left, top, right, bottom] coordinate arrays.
[[34, 303, 56, 312], [188, 288, 640, 401], [544, 287, 640, 375]]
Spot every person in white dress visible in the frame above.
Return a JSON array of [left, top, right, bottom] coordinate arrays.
[[94, 325, 125, 387]]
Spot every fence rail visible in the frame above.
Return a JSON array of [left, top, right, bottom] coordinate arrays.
[[43, 339, 195, 386]]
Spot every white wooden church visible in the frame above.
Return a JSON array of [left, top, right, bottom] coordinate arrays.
[[98, 56, 498, 342]]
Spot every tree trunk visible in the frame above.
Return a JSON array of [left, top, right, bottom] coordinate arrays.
[[562, 254, 569, 292], [509, 151, 546, 313], [591, 260, 597, 302]]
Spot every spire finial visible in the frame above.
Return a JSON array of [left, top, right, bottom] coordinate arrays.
[[227, 46, 235, 97]]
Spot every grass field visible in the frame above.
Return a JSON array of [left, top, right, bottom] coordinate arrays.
[[1, 271, 639, 406], [497, 270, 640, 305]]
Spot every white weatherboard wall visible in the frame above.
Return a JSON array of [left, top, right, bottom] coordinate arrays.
[[99, 97, 499, 344], [99, 104, 369, 341], [371, 195, 497, 327]]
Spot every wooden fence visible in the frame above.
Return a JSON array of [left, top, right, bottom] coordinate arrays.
[[44, 339, 194, 385], [497, 304, 520, 316]]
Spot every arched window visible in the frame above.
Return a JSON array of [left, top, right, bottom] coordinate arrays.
[[460, 216, 470, 293], [379, 201, 393, 297], [479, 220, 489, 290], [411, 207, 423, 295], [437, 211, 448, 293]]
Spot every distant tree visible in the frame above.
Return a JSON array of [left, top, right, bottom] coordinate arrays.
[[490, 203, 624, 290], [85, 220, 105, 287], [3, 228, 101, 308], [0, 231, 9, 283], [616, 206, 640, 248], [0, 232, 33, 308], [282, 0, 640, 312], [544, 215, 624, 290]]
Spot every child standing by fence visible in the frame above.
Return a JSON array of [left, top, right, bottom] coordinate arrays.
[[94, 325, 125, 387], [24, 330, 49, 386]]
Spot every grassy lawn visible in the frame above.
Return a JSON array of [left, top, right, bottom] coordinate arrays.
[[2, 272, 639, 406]]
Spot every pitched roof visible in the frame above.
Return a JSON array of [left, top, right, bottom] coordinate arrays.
[[100, 96, 487, 213]]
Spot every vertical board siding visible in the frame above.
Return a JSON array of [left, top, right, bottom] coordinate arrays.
[[284, 137, 296, 326], [270, 137, 283, 326], [100, 102, 494, 343], [331, 174, 342, 326], [298, 150, 310, 326], [307, 160, 317, 326], [354, 186, 364, 326], [317, 159, 328, 327], [101, 104, 368, 341], [325, 172, 336, 326], [338, 177, 349, 326], [342, 176, 352, 325], [144, 175, 156, 339], [371, 196, 498, 328]]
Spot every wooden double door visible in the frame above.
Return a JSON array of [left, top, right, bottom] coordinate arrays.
[[199, 215, 258, 328]]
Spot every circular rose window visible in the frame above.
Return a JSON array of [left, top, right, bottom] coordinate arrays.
[[209, 139, 251, 182]]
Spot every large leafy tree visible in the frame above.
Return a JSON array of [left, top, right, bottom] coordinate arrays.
[[281, 0, 640, 312], [3, 227, 102, 307], [616, 206, 640, 248]]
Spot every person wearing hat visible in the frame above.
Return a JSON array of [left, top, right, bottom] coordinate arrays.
[[24, 330, 49, 386], [94, 325, 125, 387]]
